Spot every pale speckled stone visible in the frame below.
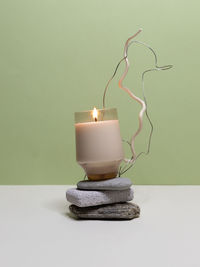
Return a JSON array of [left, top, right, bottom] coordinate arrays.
[[69, 202, 140, 220], [66, 188, 133, 207], [77, 177, 132, 191]]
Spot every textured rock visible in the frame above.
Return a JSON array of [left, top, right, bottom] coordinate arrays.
[[77, 177, 132, 191], [69, 202, 140, 220], [66, 188, 133, 207]]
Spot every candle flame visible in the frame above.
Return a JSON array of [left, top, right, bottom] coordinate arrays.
[[92, 107, 98, 121]]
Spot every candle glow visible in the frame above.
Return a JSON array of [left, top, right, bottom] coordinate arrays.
[[92, 107, 98, 122]]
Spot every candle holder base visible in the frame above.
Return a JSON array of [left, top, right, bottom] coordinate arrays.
[[87, 172, 117, 181]]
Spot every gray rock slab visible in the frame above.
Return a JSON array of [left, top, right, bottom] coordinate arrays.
[[66, 188, 133, 207], [77, 177, 132, 191], [69, 202, 140, 220]]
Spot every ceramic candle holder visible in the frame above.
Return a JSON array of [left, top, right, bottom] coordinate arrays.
[[75, 108, 124, 180]]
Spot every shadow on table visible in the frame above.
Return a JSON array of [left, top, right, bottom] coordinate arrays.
[[44, 199, 78, 220]]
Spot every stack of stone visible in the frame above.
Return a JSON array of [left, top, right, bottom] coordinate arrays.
[[66, 177, 140, 220]]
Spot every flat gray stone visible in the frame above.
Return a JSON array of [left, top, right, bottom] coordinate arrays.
[[66, 188, 133, 207], [77, 177, 132, 191], [69, 202, 140, 220]]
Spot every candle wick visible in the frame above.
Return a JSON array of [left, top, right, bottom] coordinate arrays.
[[95, 118, 97, 122]]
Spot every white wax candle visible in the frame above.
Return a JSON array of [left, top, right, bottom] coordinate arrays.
[[75, 119, 124, 179]]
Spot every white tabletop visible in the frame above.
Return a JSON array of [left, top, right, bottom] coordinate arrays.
[[0, 185, 199, 267]]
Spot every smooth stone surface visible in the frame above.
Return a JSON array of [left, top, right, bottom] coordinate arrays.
[[69, 202, 140, 220], [77, 177, 132, 191], [66, 188, 133, 207]]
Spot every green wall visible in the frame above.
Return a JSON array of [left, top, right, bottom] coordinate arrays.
[[0, 0, 199, 185]]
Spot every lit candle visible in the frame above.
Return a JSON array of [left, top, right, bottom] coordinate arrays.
[[75, 108, 124, 180]]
